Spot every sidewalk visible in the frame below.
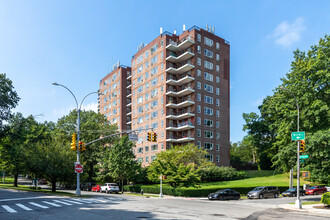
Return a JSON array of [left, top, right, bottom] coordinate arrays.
[[278, 204, 329, 217]]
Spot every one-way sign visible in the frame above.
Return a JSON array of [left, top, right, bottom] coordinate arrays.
[[291, 132, 305, 141]]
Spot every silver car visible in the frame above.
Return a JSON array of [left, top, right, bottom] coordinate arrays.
[[247, 186, 280, 199]]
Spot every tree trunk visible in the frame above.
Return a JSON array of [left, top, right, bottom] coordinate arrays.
[[121, 178, 124, 194], [14, 173, 18, 187], [52, 181, 56, 192]]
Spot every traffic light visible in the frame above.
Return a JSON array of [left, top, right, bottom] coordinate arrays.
[[78, 141, 83, 151], [71, 133, 77, 150], [81, 142, 86, 151], [147, 132, 152, 142], [152, 132, 157, 142], [300, 140, 305, 153]]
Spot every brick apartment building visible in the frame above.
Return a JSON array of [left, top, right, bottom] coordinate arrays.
[[99, 25, 230, 167]]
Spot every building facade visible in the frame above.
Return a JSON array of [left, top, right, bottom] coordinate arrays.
[[99, 25, 230, 167]]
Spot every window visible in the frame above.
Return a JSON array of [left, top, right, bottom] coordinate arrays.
[[151, 122, 158, 129], [197, 141, 201, 149], [145, 50, 149, 58], [204, 49, 213, 58], [151, 78, 158, 86], [145, 93, 149, 100], [151, 100, 158, 108], [216, 99, 219, 106], [216, 132, 220, 140], [151, 144, 158, 151], [161, 40, 164, 47], [216, 76, 220, 83], [137, 158, 143, 163], [137, 116, 143, 124], [145, 113, 149, 121], [216, 144, 220, 151], [197, 57, 201, 66], [137, 106, 143, 114], [151, 55, 158, 65], [204, 143, 213, 150], [137, 65, 143, 73], [197, 34, 201, 42], [151, 155, 157, 161], [150, 44, 158, 54], [197, 117, 201, 125], [161, 63, 164, 70], [204, 72, 213, 82], [216, 65, 220, 73], [216, 155, 220, 162], [197, 45, 201, 54], [216, 42, 220, 50], [145, 82, 149, 90], [197, 105, 201, 113], [145, 157, 149, 163], [216, 53, 220, 61], [197, 93, 201, 101], [205, 130, 213, 138], [204, 60, 214, 70], [145, 61, 149, 69], [216, 87, 220, 95], [197, 129, 201, 137], [204, 95, 213, 104], [137, 76, 143, 84], [204, 119, 213, 127], [137, 85, 143, 93], [161, 120, 164, 127], [197, 69, 201, 77], [137, 96, 143, 104], [137, 54, 144, 64], [161, 74, 164, 81], [204, 37, 213, 47], [145, 146, 149, 152], [151, 88, 158, 97], [205, 154, 213, 162], [216, 110, 220, 117], [204, 84, 214, 93], [197, 81, 201, 89], [151, 66, 158, 76], [145, 103, 149, 111], [151, 111, 158, 119], [137, 147, 143, 154], [216, 121, 220, 128], [204, 107, 213, 115]]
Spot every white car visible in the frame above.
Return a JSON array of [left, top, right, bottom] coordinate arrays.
[[326, 186, 330, 192], [100, 183, 120, 194]]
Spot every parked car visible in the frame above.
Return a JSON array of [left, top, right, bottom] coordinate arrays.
[[247, 186, 280, 199], [305, 186, 327, 195], [92, 184, 101, 192], [81, 183, 96, 191], [282, 188, 305, 197], [38, 179, 48, 184], [326, 186, 330, 192], [100, 183, 120, 194], [208, 189, 240, 200]]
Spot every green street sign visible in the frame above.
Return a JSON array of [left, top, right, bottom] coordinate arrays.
[[300, 155, 309, 159], [292, 132, 305, 141]]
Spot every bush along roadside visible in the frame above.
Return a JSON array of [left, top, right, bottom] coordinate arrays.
[[123, 185, 289, 197], [321, 192, 330, 205]]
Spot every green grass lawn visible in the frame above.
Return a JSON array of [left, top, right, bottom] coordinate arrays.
[[198, 170, 314, 189]]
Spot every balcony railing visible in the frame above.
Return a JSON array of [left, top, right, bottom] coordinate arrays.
[[166, 36, 195, 52]]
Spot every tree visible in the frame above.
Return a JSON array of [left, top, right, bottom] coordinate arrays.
[[0, 73, 20, 132], [99, 135, 139, 193], [242, 35, 329, 181], [147, 144, 211, 188], [55, 110, 118, 183]]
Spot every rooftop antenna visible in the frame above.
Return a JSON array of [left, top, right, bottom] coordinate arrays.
[[174, 30, 177, 35], [206, 24, 208, 31], [160, 27, 163, 34], [183, 24, 186, 32], [212, 27, 215, 34]]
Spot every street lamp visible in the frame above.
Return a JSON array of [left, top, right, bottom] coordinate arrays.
[[52, 82, 99, 196], [280, 86, 301, 209]]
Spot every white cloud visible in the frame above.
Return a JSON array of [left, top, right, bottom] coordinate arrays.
[[253, 96, 265, 107], [81, 102, 98, 112], [270, 17, 306, 47]]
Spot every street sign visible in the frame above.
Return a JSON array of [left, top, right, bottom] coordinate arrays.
[[129, 133, 138, 142], [74, 161, 80, 165], [300, 155, 309, 159], [301, 171, 310, 179], [75, 164, 83, 173], [291, 132, 305, 141]]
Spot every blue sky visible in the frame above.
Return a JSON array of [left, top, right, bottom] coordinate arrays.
[[1, 0, 329, 142]]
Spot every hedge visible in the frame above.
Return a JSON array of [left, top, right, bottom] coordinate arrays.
[[124, 184, 289, 197], [321, 192, 330, 205]]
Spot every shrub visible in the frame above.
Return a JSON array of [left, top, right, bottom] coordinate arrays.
[[198, 166, 247, 182], [321, 192, 330, 205]]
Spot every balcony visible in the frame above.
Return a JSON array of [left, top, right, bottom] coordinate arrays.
[[166, 122, 195, 131], [166, 51, 195, 63], [127, 102, 132, 107], [166, 100, 194, 108], [166, 75, 195, 86], [166, 112, 195, 120], [166, 63, 194, 75], [166, 136, 195, 143], [126, 111, 132, 116], [166, 87, 194, 97], [166, 38, 195, 52]]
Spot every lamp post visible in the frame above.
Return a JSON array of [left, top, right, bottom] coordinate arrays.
[[280, 86, 301, 209], [52, 82, 98, 196]]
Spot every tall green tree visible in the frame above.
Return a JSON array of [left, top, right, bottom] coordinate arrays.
[[147, 144, 211, 188], [99, 135, 139, 192], [56, 110, 118, 183]]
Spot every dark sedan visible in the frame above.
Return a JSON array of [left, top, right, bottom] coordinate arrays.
[[282, 188, 305, 197], [208, 189, 240, 200]]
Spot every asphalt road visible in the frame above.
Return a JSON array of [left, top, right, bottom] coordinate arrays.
[[0, 188, 328, 220]]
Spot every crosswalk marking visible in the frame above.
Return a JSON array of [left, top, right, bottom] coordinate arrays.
[[61, 199, 83, 205], [52, 200, 73, 205], [106, 197, 123, 201], [42, 201, 62, 207], [16, 203, 32, 211], [71, 198, 93, 204], [88, 198, 108, 203], [2, 205, 17, 213], [29, 202, 49, 209]]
